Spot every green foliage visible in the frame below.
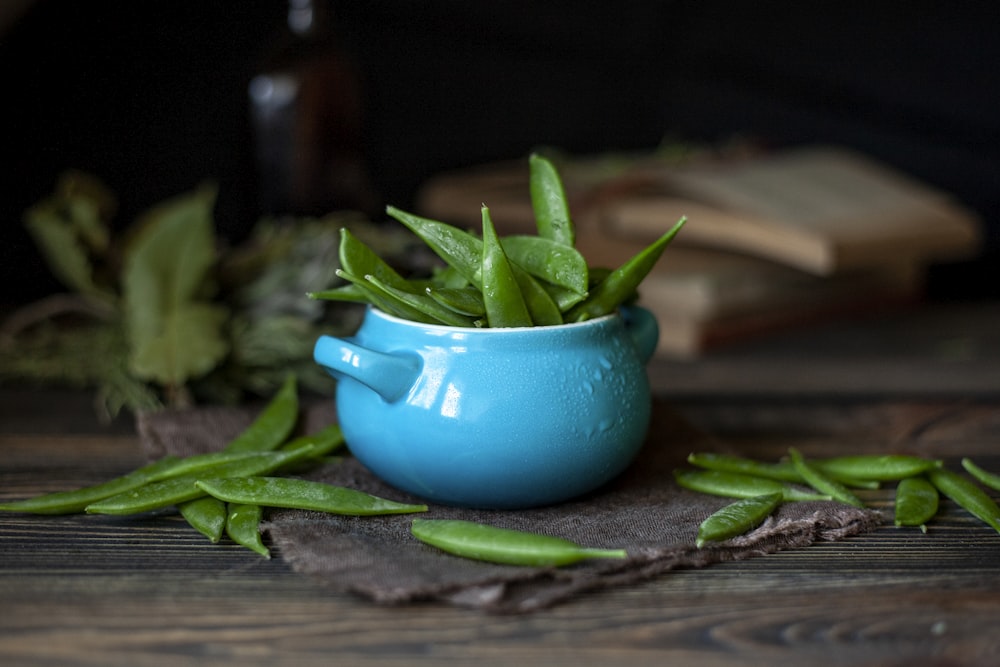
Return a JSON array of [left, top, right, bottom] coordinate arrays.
[[121, 185, 228, 390], [3, 173, 402, 416]]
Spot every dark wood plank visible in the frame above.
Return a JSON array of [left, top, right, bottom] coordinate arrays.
[[2, 396, 999, 666]]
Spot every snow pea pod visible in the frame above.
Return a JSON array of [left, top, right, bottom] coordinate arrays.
[[426, 286, 487, 317], [338, 227, 415, 294], [85, 447, 316, 515], [566, 217, 685, 322], [306, 282, 369, 303], [194, 477, 428, 516], [335, 268, 438, 324], [410, 518, 627, 567], [961, 458, 1000, 492], [225, 503, 269, 558], [179, 496, 227, 543], [0, 455, 181, 515], [673, 469, 831, 502], [223, 373, 298, 454], [686, 452, 879, 489], [927, 468, 1000, 534], [501, 235, 588, 295], [387, 206, 484, 287], [814, 455, 942, 481], [893, 476, 938, 531], [280, 424, 345, 458], [528, 153, 575, 247], [509, 261, 563, 325], [688, 452, 803, 483], [481, 206, 533, 328], [789, 448, 865, 508], [696, 492, 783, 548], [388, 205, 562, 326], [364, 273, 478, 327]]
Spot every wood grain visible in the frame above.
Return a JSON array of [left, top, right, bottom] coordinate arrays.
[[2, 395, 999, 667]]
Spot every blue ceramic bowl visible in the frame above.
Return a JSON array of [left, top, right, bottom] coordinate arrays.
[[313, 306, 658, 509]]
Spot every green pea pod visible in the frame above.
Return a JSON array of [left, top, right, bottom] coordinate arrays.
[[387, 205, 562, 326], [338, 227, 415, 294], [510, 261, 563, 326], [432, 264, 472, 289], [541, 281, 587, 313], [567, 217, 686, 322], [306, 282, 369, 303], [280, 424, 345, 458], [686, 452, 879, 489], [673, 469, 832, 502], [335, 268, 439, 324], [501, 235, 588, 295], [179, 496, 227, 543], [688, 452, 803, 483], [927, 468, 1000, 534], [194, 477, 428, 516], [387, 206, 485, 288], [364, 273, 478, 327], [225, 503, 269, 558], [961, 458, 1000, 492], [789, 448, 865, 508], [528, 153, 575, 247], [814, 455, 942, 481], [894, 476, 938, 531], [223, 374, 298, 454], [481, 206, 533, 328], [410, 518, 627, 567], [85, 446, 317, 515], [696, 492, 783, 548], [426, 286, 487, 317], [0, 455, 181, 515]]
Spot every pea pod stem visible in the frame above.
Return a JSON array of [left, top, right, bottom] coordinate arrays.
[[410, 518, 627, 567]]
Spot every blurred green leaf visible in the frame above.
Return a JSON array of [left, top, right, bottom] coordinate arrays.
[[122, 184, 228, 388]]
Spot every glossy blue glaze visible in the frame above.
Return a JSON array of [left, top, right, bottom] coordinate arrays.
[[313, 306, 658, 509]]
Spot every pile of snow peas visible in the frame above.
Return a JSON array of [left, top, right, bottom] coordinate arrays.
[[308, 153, 686, 328], [678, 451, 1000, 547]]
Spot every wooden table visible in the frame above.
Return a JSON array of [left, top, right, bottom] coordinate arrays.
[[2, 303, 1000, 666]]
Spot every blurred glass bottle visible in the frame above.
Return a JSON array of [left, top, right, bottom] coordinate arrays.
[[249, 0, 379, 216]]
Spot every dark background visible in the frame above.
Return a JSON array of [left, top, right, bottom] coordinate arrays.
[[2, 1, 998, 306]]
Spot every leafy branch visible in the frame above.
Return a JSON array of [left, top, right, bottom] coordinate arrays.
[[2, 172, 411, 418]]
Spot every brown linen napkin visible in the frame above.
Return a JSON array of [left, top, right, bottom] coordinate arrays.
[[136, 401, 880, 614]]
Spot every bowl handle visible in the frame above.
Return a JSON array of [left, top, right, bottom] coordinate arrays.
[[623, 306, 659, 364], [313, 335, 421, 402]]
